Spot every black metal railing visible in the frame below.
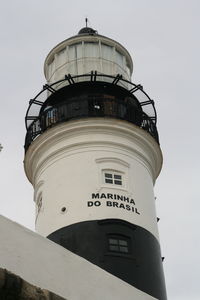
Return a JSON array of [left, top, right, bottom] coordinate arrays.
[[24, 96, 159, 151], [25, 72, 157, 130]]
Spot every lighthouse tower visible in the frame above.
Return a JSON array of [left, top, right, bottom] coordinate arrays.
[[24, 27, 167, 300]]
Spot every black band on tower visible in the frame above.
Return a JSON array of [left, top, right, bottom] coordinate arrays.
[[48, 219, 167, 300]]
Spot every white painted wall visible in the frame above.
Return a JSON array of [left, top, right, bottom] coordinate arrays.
[[0, 215, 158, 300], [24, 119, 162, 240]]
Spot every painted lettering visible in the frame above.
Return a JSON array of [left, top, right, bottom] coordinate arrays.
[[94, 201, 101, 206], [130, 199, 135, 205], [100, 193, 107, 199], [123, 196, 129, 202], [119, 203, 125, 209], [88, 201, 101, 207], [92, 193, 99, 199], [117, 195, 123, 201], [91, 193, 136, 205]]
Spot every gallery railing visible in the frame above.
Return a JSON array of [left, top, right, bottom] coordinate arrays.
[[24, 96, 159, 151]]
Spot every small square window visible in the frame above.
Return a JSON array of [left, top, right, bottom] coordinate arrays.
[[104, 171, 122, 186], [108, 236, 130, 254]]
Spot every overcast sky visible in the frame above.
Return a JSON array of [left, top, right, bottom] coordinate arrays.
[[0, 1, 199, 299]]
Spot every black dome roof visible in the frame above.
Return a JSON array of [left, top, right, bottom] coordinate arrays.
[[78, 27, 97, 35]]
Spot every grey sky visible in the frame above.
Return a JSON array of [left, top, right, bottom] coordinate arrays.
[[0, 1, 199, 299]]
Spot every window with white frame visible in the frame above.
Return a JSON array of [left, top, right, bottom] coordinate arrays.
[[104, 171, 123, 186], [96, 157, 129, 190]]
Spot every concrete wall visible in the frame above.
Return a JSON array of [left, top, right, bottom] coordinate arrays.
[[0, 268, 65, 300], [0, 215, 157, 300]]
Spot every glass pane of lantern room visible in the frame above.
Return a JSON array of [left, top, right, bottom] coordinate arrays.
[[116, 50, 124, 67], [69, 45, 76, 60], [76, 43, 82, 59], [57, 48, 66, 67], [48, 58, 55, 79], [84, 42, 99, 57], [101, 43, 113, 61]]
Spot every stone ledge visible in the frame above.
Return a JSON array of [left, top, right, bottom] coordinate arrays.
[[0, 268, 66, 300]]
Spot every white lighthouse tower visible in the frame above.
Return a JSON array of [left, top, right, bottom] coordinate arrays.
[[24, 26, 167, 300]]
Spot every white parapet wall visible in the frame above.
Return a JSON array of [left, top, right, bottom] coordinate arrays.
[[0, 215, 158, 300]]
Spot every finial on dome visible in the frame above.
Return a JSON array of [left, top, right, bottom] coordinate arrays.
[[78, 18, 97, 35]]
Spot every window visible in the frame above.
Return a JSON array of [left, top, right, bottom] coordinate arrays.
[[96, 157, 129, 190], [48, 57, 55, 78], [84, 42, 99, 57], [68, 43, 82, 60], [57, 47, 66, 67], [101, 43, 113, 61], [116, 50, 124, 66], [104, 171, 122, 186], [108, 236, 130, 254]]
